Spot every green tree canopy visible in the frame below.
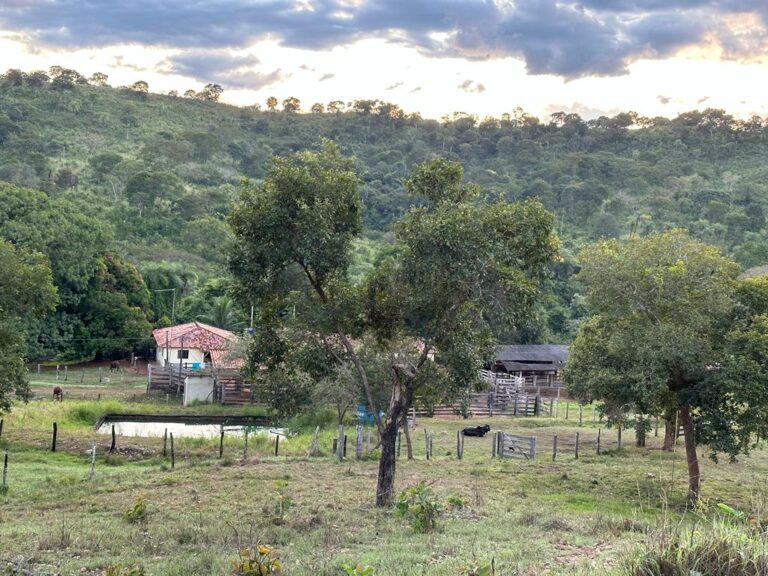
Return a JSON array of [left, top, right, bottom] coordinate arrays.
[[229, 143, 558, 506], [563, 230, 768, 502], [0, 239, 57, 412]]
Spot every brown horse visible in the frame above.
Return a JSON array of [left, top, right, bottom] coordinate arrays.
[[53, 386, 63, 401], [109, 360, 120, 373]]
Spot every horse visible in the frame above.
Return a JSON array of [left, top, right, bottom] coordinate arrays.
[[109, 360, 120, 373], [53, 386, 64, 402], [462, 424, 491, 437]]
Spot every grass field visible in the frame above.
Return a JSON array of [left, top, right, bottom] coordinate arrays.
[[1, 390, 767, 576]]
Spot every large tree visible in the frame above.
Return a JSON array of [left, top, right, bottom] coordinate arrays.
[[229, 142, 558, 506], [0, 239, 57, 412], [564, 230, 768, 502]]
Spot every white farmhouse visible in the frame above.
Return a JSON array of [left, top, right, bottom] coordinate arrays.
[[152, 322, 237, 368]]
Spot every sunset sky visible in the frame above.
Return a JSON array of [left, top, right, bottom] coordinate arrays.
[[2, 1, 768, 120]]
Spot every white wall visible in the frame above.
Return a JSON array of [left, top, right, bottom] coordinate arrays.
[[183, 375, 215, 406], [155, 347, 205, 366]]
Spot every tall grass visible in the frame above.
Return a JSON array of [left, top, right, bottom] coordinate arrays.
[[625, 515, 768, 576]]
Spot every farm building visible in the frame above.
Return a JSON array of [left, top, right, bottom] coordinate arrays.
[[152, 322, 237, 368], [149, 322, 250, 405], [489, 344, 569, 387]]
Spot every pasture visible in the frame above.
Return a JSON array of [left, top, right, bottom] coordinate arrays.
[[1, 389, 767, 575]]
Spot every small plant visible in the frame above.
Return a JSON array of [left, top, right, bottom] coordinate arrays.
[[123, 495, 148, 524], [459, 560, 495, 576], [273, 480, 292, 523], [232, 545, 282, 575], [446, 494, 468, 510], [105, 564, 145, 576], [341, 562, 376, 576], [394, 481, 442, 533]]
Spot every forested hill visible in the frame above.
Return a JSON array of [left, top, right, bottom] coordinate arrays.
[[1, 72, 768, 359]]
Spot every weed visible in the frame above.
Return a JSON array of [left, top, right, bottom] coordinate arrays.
[[459, 559, 495, 576], [272, 480, 292, 523], [232, 545, 283, 575], [341, 562, 376, 575], [105, 564, 145, 576], [123, 495, 148, 524], [394, 481, 442, 533], [446, 494, 468, 510]]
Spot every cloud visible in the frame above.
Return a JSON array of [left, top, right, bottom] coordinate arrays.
[[319, 73, 335, 81], [458, 79, 485, 93], [3, 0, 768, 78], [410, 86, 422, 93], [385, 81, 404, 90], [163, 51, 284, 89], [658, 95, 672, 104]]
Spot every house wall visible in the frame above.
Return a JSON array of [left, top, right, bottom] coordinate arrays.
[[183, 375, 215, 406], [155, 346, 206, 367]]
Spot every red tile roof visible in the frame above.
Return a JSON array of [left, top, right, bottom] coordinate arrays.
[[209, 348, 245, 370], [152, 322, 236, 352]]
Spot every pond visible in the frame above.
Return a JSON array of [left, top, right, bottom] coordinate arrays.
[[94, 414, 284, 439]]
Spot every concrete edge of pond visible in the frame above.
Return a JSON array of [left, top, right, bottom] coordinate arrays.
[[93, 413, 273, 430]]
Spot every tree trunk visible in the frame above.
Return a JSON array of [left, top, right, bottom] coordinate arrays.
[[679, 404, 700, 502], [376, 413, 401, 507], [375, 366, 413, 507], [663, 417, 676, 451]]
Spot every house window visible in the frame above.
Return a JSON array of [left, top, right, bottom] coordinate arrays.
[[177, 349, 189, 359]]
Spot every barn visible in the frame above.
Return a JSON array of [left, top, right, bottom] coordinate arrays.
[[490, 344, 569, 387]]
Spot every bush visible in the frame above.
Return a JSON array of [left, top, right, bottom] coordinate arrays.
[[394, 481, 442, 533], [123, 495, 148, 524], [232, 545, 282, 575]]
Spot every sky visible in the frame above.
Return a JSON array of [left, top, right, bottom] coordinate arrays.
[[2, 1, 768, 120]]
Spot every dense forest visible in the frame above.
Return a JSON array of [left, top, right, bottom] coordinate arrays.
[[1, 67, 767, 361]]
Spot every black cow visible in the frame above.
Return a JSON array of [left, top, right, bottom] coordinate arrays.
[[462, 424, 491, 437]]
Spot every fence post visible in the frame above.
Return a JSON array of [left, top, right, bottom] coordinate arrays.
[[492, 432, 497, 458], [617, 424, 622, 450], [56, 365, 59, 381], [565, 402, 569, 420], [64, 365, 68, 382], [163, 428, 168, 457], [98, 367, 103, 384], [275, 435, 280, 456], [575, 432, 580, 459], [597, 428, 601, 455], [424, 429, 430, 460], [456, 430, 462, 460], [170, 433, 175, 469], [88, 443, 96, 480], [80, 369, 85, 383], [309, 426, 320, 457], [243, 429, 249, 460], [337, 426, 344, 462], [109, 424, 116, 453], [529, 436, 537, 460], [355, 425, 363, 460], [513, 395, 518, 416], [0, 418, 3, 441], [219, 426, 224, 458], [51, 422, 58, 452], [579, 404, 583, 426], [2, 448, 7, 489], [37, 364, 41, 375], [549, 398, 554, 417], [552, 435, 558, 461]]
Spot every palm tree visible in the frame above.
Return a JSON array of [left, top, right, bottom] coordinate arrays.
[[197, 296, 245, 332]]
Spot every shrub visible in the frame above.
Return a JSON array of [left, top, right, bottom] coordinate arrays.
[[394, 481, 442, 533], [123, 495, 148, 524], [341, 563, 376, 575], [232, 545, 282, 575]]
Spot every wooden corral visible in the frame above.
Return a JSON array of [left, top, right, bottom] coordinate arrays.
[[146, 365, 255, 405]]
